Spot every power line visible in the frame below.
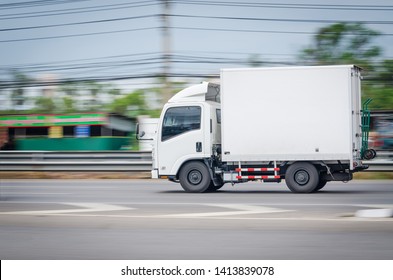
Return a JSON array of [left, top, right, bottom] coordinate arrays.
[[0, 14, 159, 32], [2, 24, 392, 44], [171, 1, 393, 11], [0, 51, 298, 73], [173, 26, 393, 36], [171, 14, 393, 25], [2, 72, 390, 89], [2, 10, 392, 33], [0, 26, 159, 43], [1, 0, 391, 23], [0, 1, 159, 21], [2, 52, 391, 77], [1, 52, 162, 69], [0, 0, 89, 10]]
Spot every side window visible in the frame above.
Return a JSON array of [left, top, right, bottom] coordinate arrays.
[[216, 109, 221, 124], [162, 106, 201, 141]]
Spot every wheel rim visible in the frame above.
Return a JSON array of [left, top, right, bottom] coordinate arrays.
[[294, 170, 309, 185], [188, 170, 202, 185]]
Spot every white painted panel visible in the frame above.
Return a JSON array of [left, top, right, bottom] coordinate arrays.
[[221, 65, 359, 162]]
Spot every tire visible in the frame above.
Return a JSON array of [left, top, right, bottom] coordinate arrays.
[[314, 179, 327, 192], [285, 162, 319, 193], [363, 149, 376, 160], [207, 182, 224, 192], [179, 161, 212, 193]]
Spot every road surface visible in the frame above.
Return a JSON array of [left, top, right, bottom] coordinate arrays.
[[0, 179, 392, 260]]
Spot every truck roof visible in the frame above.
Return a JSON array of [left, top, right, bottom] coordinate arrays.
[[168, 82, 220, 103]]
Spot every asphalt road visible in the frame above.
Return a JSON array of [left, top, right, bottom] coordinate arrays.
[[0, 179, 392, 260]]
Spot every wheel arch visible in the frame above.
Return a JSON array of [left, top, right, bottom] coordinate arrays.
[[175, 158, 209, 180]]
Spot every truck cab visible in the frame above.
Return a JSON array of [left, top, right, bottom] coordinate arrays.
[[152, 82, 221, 191]]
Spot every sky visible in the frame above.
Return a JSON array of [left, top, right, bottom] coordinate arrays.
[[0, 0, 392, 92]]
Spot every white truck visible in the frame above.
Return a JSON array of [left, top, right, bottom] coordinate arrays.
[[142, 65, 374, 193]]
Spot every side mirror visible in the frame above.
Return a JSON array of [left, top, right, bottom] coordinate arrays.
[[135, 123, 141, 140], [136, 123, 153, 141]]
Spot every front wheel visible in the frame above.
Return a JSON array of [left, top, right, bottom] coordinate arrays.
[[179, 161, 212, 193], [285, 162, 319, 193], [314, 178, 328, 192], [208, 182, 224, 192]]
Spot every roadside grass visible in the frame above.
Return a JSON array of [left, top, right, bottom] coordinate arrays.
[[353, 172, 393, 180]]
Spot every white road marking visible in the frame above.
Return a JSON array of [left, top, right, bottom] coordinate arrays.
[[1, 193, 71, 196], [1, 202, 392, 222], [0, 203, 133, 215], [355, 204, 393, 209], [159, 203, 293, 218]]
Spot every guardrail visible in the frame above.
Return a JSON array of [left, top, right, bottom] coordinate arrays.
[[0, 151, 152, 171], [0, 151, 392, 172]]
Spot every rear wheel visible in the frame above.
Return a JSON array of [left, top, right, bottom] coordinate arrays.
[[285, 162, 319, 193], [179, 161, 212, 193]]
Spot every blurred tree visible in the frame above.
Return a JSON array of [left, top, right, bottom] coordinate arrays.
[[300, 23, 393, 109], [248, 54, 264, 67], [10, 70, 32, 107], [60, 81, 79, 97], [61, 96, 76, 113], [108, 90, 149, 117], [363, 59, 393, 109], [108, 88, 121, 96], [299, 23, 381, 69], [58, 81, 121, 112], [375, 59, 393, 88], [84, 81, 105, 110], [57, 81, 79, 113], [34, 96, 56, 113]]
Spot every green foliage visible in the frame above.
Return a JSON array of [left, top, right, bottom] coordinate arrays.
[[9, 70, 32, 107], [300, 23, 392, 109], [59, 81, 80, 96], [61, 96, 76, 113], [363, 60, 393, 110], [34, 96, 56, 113], [363, 86, 393, 110], [1, 76, 163, 117], [300, 23, 381, 69], [108, 90, 148, 117]]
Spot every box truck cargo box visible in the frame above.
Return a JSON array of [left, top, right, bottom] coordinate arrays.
[[220, 66, 361, 163], [148, 65, 373, 193]]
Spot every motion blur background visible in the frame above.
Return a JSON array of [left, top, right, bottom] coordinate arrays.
[[0, 0, 392, 151]]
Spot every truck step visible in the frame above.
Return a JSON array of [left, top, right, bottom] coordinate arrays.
[[235, 167, 279, 172], [233, 161, 281, 182], [236, 175, 281, 180]]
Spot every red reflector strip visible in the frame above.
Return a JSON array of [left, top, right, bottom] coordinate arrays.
[[235, 168, 280, 172]]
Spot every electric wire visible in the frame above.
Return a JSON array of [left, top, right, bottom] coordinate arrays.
[[0, 14, 159, 32], [171, 0, 393, 11], [170, 14, 393, 25], [0, 1, 159, 21], [0, 0, 90, 10], [0, 27, 159, 43], [0, 0, 391, 90]]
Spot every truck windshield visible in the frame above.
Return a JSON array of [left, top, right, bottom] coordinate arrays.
[[162, 106, 201, 141]]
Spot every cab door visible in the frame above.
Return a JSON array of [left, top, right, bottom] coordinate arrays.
[[156, 104, 207, 176]]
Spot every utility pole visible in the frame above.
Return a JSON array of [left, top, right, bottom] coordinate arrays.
[[161, 0, 171, 104]]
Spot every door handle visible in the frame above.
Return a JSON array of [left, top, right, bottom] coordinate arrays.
[[196, 142, 202, 152]]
